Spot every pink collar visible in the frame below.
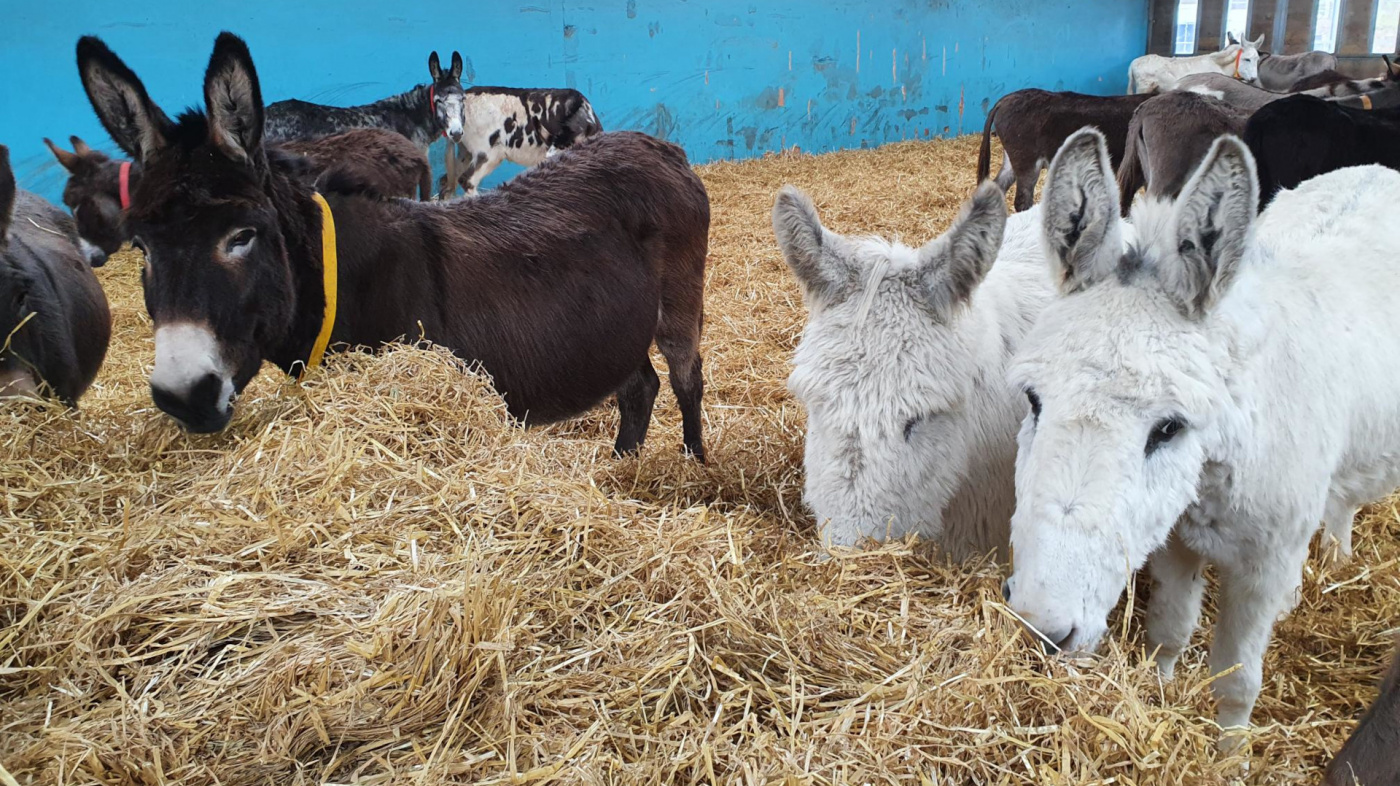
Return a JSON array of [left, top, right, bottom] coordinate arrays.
[[118, 161, 132, 211]]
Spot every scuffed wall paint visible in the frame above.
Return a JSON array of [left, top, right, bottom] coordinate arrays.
[[0, 1, 1147, 200]]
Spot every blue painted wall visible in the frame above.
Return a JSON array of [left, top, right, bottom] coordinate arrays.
[[1, 1, 1148, 202]]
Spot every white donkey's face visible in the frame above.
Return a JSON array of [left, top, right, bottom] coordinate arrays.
[[1003, 129, 1258, 652], [775, 182, 1008, 548], [1222, 34, 1264, 84]]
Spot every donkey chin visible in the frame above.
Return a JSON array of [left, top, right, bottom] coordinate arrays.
[[149, 322, 238, 433]]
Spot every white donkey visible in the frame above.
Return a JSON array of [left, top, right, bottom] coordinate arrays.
[[1002, 127, 1400, 743], [774, 181, 1051, 559], [1128, 36, 1263, 93]]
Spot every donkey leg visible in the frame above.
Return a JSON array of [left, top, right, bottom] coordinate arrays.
[[1209, 540, 1309, 749], [1145, 530, 1207, 680], [461, 151, 493, 196], [1320, 497, 1358, 567], [655, 289, 707, 462], [613, 358, 661, 457], [1012, 169, 1040, 212]]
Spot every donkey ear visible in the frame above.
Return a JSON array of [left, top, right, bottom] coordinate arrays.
[[1166, 136, 1257, 317], [0, 146, 14, 242], [204, 32, 265, 164], [773, 186, 856, 306], [1227, 32, 1239, 45], [450, 51, 464, 80], [917, 180, 1006, 314], [428, 51, 443, 81], [76, 35, 172, 162], [1041, 128, 1122, 295], [70, 136, 93, 156], [44, 138, 80, 173], [1250, 34, 1265, 49]]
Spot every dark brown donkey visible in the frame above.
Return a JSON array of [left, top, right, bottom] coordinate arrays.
[[46, 128, 432, 267], [977, 89, 1152, 211], [1324, 638, 1400, 786], [0, 145, 111, 403], [1115, 91, 1251, 215], [76, 33, 709, 459]]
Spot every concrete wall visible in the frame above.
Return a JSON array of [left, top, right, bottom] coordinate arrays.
[[2, 1, 1149, 202]]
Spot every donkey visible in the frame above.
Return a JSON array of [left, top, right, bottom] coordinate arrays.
[[46, 128, 434, 266], [1176, 72, 1288, 112], [76, 33, 709, 460], [273, 129, 432, 201], [976, 90, 1152, 211], [1002, 127, 1400, 743], [1228, 35, 1338, 92], [1116, 91, 1251, 214], [1245, 95, 1400, 208], [1325, 638, 1400, 786], [262, 51, 465, 148], [1289, 56, 1400, 94], [1127, 36, 1263, 94], [0, 145, 111, 403], [442, 85, 603, 198], [776, 181, 1050, 558]]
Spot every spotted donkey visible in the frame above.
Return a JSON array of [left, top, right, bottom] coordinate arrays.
[[443, 77, 603, 197]]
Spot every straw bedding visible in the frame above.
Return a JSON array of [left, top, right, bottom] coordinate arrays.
[[3, 135, 1398, 785]]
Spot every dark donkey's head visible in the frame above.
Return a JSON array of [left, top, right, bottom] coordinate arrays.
[[428, 50, 466, 142], [44, 135, 127, 267], [78, 33, 322, 432]]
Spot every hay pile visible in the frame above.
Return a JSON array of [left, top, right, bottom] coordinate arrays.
[[3, 136, 1398, 785]]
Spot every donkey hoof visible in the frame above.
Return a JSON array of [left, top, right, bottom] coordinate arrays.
[[683, 443, 708, 464]]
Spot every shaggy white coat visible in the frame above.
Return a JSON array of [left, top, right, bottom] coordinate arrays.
[[775, 182, 1051, 560], [1004, 127, 1400, 739]]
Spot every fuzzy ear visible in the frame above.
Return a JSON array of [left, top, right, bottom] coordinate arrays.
[[773, 186, 856, 306], [1041, 128, 1122, 294], [1249, 34, 1264, 49], [76, 35, 172, 162], [450, 51, 464, 81], [1165, 136, 1257, 317], [1227, 32, 1239, 45], [917, 180, 1006, 314], [428, 51, 443, 81], [44, 138, 80, 173], [0, 146, 14, 242], [70, 136, 93, 156], [204, 32, 265, 164]]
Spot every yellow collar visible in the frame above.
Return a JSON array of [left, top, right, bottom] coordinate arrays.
[[304, 192, 338, 377]]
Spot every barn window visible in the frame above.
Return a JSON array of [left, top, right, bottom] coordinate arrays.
[[1373, 0, 1400, 53], [1314, 0, 1344, 52], [1175, 0, 1201, 54], [1224, 0, 1250, 44]]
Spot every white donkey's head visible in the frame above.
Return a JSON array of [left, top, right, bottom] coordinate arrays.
[[1003, 128, 1257, 652], [1220, 34, 1264, 84], [775, 181, 1008, 549]]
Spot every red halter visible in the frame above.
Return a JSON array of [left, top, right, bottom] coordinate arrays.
[[118, 161, 132, 210], [429, 85, 447, 139], [1233, 48, 1243, 80]]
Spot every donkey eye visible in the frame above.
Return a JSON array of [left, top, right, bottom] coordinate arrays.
[[1146, 417, 1186, 457], [903, 414, 925, 441], [225, 228, 257, 256], [1025, 389, 1042, 423]]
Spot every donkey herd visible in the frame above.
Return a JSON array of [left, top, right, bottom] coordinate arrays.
[[2, 28, 1399, 780]]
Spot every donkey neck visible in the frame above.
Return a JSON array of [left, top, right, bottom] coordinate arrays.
[[261, 168, 335, 375], [362, 85, 438, 147]]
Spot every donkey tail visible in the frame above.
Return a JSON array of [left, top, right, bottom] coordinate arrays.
[[1115, 113, 1146, 215], [976, 97, 1001, 183]]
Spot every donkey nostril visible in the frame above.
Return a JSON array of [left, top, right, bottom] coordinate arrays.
[[1000, 579, 1012, 603], [1050, 625, 1077, 653]]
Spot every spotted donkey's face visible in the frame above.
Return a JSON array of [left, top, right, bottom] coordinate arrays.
[[428, 51, 466, 142]]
